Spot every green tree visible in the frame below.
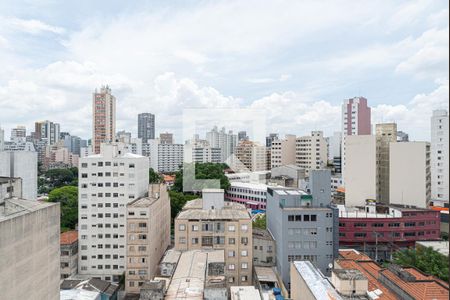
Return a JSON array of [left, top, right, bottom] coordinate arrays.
[[47, 186, 78, 231], [45, 168, 78, 189], [172, 163, 230, 193], [169, 191, 198, 220], [149, 168, 163, 183], [252, 214, 267, 229], [392, 246, 449, 281]]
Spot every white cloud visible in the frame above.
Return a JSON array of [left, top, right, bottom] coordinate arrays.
[[4, 17, 65, 35]]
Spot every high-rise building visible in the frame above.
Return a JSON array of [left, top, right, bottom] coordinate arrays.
[[267, 170, 338, 288], [265, 133, 279, 148], [185, 144, 222, 164], [206, 126, 237, 163], [92, 86, 116, 154], [35, 120, 61, 145], [159, 132, 173, 145], [390, 142, 431, 208], [64, 135, 82, 155], [10, 125, 26, 142], [270, 135, 296, 169], [0, 178, 60, 300], [375, 123, 397, 204], [397, 131, 409, 142], [234, 141, 267, 172], [238, 131, 248, 141], [327, 131, 342, 164], [174, 189, 253, 286], [138, 113, 155, 143], [125, 184, 171, 294], [148, 140, 184, 173], [295, 131, 328, 176], [431, 109, 449, 205], [78, 143, 149, 282], [0, 127, 4, 151], [345, 135, 377, 207], [341, 97, 371, 183]]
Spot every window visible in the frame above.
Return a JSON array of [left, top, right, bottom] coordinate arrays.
[[228, 225, 235, 232], [354, 233, 367, 238], [192, 225, 199, 231], [241, 263, 248, 269], [229, 238, 236, 245], [241, 250, 248, 257], [228, 264, 235, 270], [304, 215, 310, 221], [288, 215, 295, 222], [241, 237, 248, 244], [179, 224, 186, 231], [228, 251, 235, 257], [241, 224, 248, 231], [192, 238, 199, 244], [311, 215, 317, 222]]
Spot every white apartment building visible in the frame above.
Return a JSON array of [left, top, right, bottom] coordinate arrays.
[[431, 110, 449, 205], [327, 131, 342, 163], [345, 135, 377, 207], [184, 143, 222, 164], [390, 142, 431, 208], [270, 134, 296, 169], [78, 143, 149, 282], [295, 131, 328, 176], [146, 140, 183, 173], [206, 126, 238, 163]]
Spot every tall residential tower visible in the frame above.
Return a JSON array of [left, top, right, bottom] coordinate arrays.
[[92, 86, 116, 154], [431, 109, 449, 205], [138, 113, 155, 143]]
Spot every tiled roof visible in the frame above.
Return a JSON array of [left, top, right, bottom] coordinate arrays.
[[337, 249, 449, 300], [60, 230, 78, 245]]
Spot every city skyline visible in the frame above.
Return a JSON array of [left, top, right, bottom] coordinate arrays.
[[0, 1, 448, 141]]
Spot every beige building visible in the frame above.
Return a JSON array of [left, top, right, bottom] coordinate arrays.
[[390, 142, 431, 208], [375, 123, 397, 204], [295, 131, 328, 176], [92, 86, 116, 154], [252, 228, 276, 267], [345, 135, 377, 207], [60, 230, 78, 280], [234, 141, 267, 172], [270, 135, 296, 169], [174, 189, 253, 286], [126, 184, 171, 294], [0, 190, 60, 300]]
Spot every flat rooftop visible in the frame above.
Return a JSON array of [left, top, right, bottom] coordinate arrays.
[[253, 228, 274, 241], [416, 241, 449, 256], [230, 286, 261, 300], [254, 266, 278, 283], [0, 198, 56, 222], [177, 199, 251, 220]]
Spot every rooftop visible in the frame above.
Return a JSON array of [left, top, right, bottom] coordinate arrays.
[[333, 269, 366, 280], [416, 241, 450, 256], [60, 278, 119, 297], [60, 230, 78, 245], [230, 286, 261, 300], [177, 198, 251, 220], [254, 266, 278, 283], [253, 228, 275, 241], [0, 198, 56, 222]]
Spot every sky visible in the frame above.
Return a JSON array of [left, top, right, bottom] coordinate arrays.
[[0, 0, 448, 143]]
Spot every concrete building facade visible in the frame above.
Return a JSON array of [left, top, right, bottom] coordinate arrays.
[[78, 143, 149, 282], [295, 131, 328, 176], [431, 109, 449, 205], [390, 142, 431, 208], [35, 120, 61, 145], [234, 141, 267, 172], [252, 228, 276, 267], [174, 189, 253, 286], [92, 86, 116, 154], [60, 230, 79, 280], [159, 132, 173, 144], [376, 123, 397, 204], [206, 126, 238, 163], [267, 171, 338, 288], [126, 184, 171, 294], [0, 196, 60, 300], [270, 135, 296, 169]]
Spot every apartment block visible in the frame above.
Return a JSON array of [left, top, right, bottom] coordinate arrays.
[[92, 86, 116, 154], [267, 170, 338, 288], [60, 230, 78, 280], [327, 131, 342, 163], [431, 109, 449, 205], [0, 192, 60, 300], [77, 143, 149, 282], [266, 133, 279, 148], [295, 131, 328, 176], [206, 126, 238, 163], [376, 123, 397, 204], [159, 132, 173, 144], [390, 142, 431, 208], [11, 125, 27, 142], [185, 143, 222, 164], [126, 184, 171, 294], [234, 141, 267, 172], [252, 228, 276, 267], [174, 189, 253, 286], [345, 135, 377, 207], [270, 134, 296, 169], [35, 120, 61, 145]]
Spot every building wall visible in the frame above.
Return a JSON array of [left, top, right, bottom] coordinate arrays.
[[0, 202, 60, 300], [61, 241, 78, 279], [78, 143, 149, 282], [431, 110, 449, 204], [295, 131, 328, 176], [126, 184, 171, 293], [345, 135, 377, 207], [376, 123, 397, 204], [92, 86, 116, 154], [390, 142, 431, 208], [174, 216, 253, 286], [270, 135, 296, 169], [290, 263, 316, 300], [0, 151, 38, 200], [252, 232, 276, 267], [138, 113, 155, 143]]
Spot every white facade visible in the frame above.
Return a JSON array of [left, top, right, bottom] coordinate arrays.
[[158, 143, 184, 173], [206, 126, 238, 163], [328, 131, 342, 162], [431, 109, 449, 204], [270, 134, 296, 169], [184, 143, 221, 164], [0, 151, 38, 200], [345, 135, 377, 207], [77, 143, 149, 282], [390, 142, 431, 208], [295, 131, 328, 176]]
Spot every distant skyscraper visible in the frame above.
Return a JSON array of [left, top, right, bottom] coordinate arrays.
[[138, 113, 155, 143], [92, 86, 116, 154], [341, 97, 371, 184], [10, 125, 26, 142], [35, 120, 60, 145], [159, 132, 173, 144], [238, 131, 248, 141], [431, 109, 449, 205], [266, 133, 279, 148], [206, 126, 237, 163]]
